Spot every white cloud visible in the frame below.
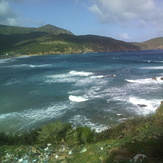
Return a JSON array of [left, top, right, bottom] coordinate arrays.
[[0, 0, 42, 27], [7, 17, 18, 26], [0, 0, 8, 15], [119, 33, 130, 40], [89, 0, 163, 26], [0, 0, 18, 26]]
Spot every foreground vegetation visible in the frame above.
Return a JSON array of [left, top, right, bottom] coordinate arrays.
[[1, 103, 163, 162]]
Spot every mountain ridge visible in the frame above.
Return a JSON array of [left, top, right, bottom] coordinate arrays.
[[0, 24, 162, 57], [0, 24, 73, 35]]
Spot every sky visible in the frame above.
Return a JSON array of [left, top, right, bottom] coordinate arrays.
[[0, 0, 163, 42]]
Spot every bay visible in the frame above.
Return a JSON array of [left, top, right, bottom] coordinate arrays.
[[0, 50, 163, 133]]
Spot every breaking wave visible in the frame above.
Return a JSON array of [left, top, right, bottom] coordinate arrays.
[[129, 97, 161, 115], [69, 70, 94, 76], [126, 77, 163, 84], [0, 102, 71, 132], [69, 115, 108, 132], [69, 95, 88, 102], [141, 66, 163, 70]]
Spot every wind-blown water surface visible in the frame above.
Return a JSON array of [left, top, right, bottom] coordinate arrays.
[[0, 50, 163, 132]]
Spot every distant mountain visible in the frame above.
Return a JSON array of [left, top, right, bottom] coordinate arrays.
[[0, 24, 73, 35], [36, 24, 73, 35], [0, 24, 36, 35], [1, 24, 162, 57], [132, 37, 163, 50]]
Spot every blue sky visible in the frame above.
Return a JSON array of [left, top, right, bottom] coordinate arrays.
[[0, 0, 163, 42]]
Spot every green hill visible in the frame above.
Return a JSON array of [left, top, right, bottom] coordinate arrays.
[[0, 24, 36, 35], [132, 37, 163, 50], [1, 24, 163, 57], [0, 24, 139, 57], [143, 37, 163, 49], [36, 24, 74, 35], [0, 24, 73, 35]]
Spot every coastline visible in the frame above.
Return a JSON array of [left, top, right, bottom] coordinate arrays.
[[0, 102, 163, 163], [1, 48, 162, 60], [0, 50, 163, 134]]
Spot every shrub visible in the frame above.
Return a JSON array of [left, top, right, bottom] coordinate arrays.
[[0, 130, 38, 145], [74, 126, 97, 144], [37, 121, 72, 143]]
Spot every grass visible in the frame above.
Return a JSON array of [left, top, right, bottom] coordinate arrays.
[[0, 103, 163, 162]]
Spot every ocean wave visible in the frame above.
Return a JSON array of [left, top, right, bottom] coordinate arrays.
[[4, 79, 22, 86], [69, 115, 108, 132], [45, 71, 108, 86], [129, 97, 160, 115], [154, 61, 163, 63], [75, 76, 108, 87], [90, 75, 105, 78], [0, 102, 71, 132], [68, 86, 103, 100], [126, 77, 163, 84], [90, 74, 116, 78], [0, 58, 13, 64], [29, 64, 52, 68], [45, 71, 94, 84], [45, 74, 77, 83], [140, 60, 163, 63], [141, 66, 163, 70], [69, 70, 94, 76], [69, 95, 88, 102], [2, 64, 30, 68], [1, 63, 51, 68]]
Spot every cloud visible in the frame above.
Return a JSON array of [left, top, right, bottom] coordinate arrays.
[[119, 33, 130, 41], [0, 0, 43, 27], [0, 0, 19, 26], [88, 0, 163, 27]]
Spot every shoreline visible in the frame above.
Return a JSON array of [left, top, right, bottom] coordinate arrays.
[[1, 102, 163, 162], [1, 48, 162, 60]]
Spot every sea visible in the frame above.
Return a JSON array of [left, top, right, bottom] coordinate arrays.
[[0, 50, 163, 133]]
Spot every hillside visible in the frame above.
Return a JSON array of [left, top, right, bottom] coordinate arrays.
[[0, 24, 139, 57], [0, 24, 73, 35], [1, 24, 163, 57], [132, 37, 163, 50]]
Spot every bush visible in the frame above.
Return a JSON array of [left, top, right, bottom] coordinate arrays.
[[74, 126, 97, 144], [0, 130, 38, 145], [37, 121, 72, 143]]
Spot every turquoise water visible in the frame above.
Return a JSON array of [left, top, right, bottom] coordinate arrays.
[[0, 50, 163, 132]]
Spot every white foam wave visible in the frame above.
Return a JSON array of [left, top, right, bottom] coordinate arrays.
[[90, 75, 105, 78], [69, 70, 94, 76], [69, 95, 88, 102], [5, 79, 22, 86], [3, 64, 29, 68], [0, 102, 71, 132], [68, 86, 103, 100], [126, 77, 163, 84], [29, 64, 51, 68], [0, 58, 13, 64], [45, 74, 77, 83], [75, 76, 108, 87], [155, 61, 163, 63], [69, 115, 108, 132], [2, 63, 51, 68], [129, 97, 160, 115], [14, 55, 31, 59], [46, 71, 108, 86], [141, 66, 163, 70]]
